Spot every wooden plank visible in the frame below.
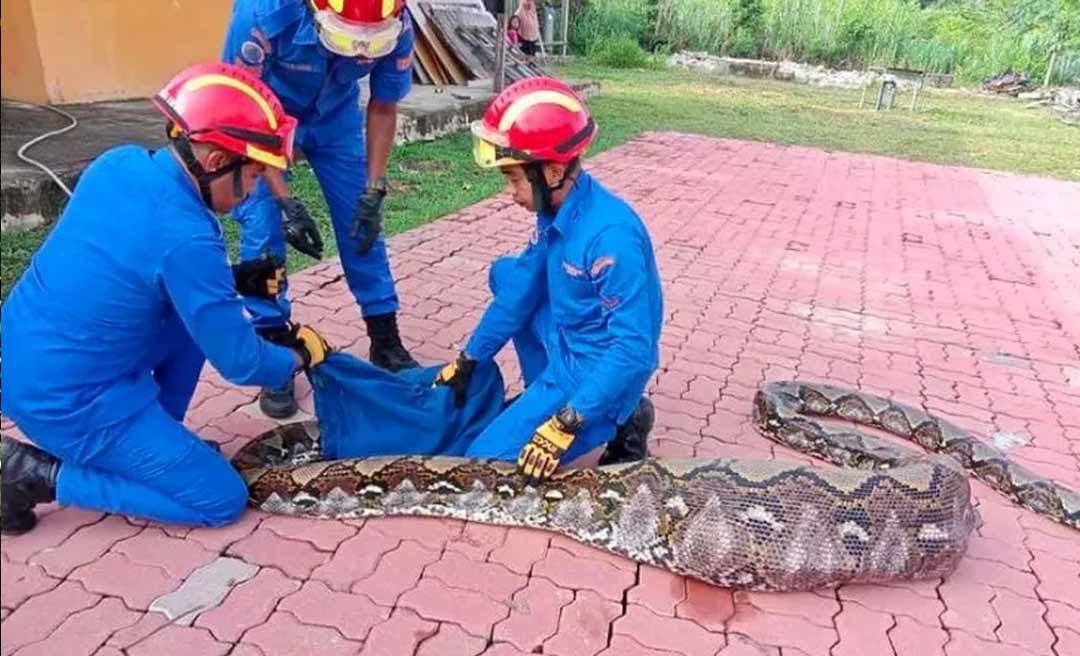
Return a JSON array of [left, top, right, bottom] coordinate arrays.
[[406, 2, 468, 85], [412, 29, 449, 86], [412, 53, 432, 85], [420, 2, 497, 80], [454, 23, 547, 82]]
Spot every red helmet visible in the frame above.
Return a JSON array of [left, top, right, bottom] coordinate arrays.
[[152, 62, 297, 170], [472, 76, 597, 169], [309, 0, 407, 58]]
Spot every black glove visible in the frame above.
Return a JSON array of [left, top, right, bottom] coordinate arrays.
[[232, 257, 285, 299], [432, 352, 477, 408], [350, 184, 386, 255], [278, 197, 323, 259]]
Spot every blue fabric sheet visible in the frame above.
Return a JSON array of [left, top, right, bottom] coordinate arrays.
[[310, 352, 508, 460]]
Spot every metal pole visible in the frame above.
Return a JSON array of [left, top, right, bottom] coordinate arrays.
[[494, 11, 508, 92]]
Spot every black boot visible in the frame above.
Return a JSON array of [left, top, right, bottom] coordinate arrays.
[[598, 397, 655, 466], [259, 378, 298, 419], [365, 312, 419, 372], [256, 326, 299, 419], [1, 434, 60, 536]]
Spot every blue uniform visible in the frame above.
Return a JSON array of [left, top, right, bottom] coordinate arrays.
[[1, 146, 299, 527], [221, 0, 416, 327], [462, 172, 664, 461]]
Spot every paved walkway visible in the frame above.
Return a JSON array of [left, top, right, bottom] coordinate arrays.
[[2, 133, 1079, 656]]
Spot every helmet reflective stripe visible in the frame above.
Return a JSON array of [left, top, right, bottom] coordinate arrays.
[[381, 0, 396, 17], [182, 74, 279, 130], [328, 0, 345, 11], [498, 91, 583, 133], [245, 145, 287, 169]]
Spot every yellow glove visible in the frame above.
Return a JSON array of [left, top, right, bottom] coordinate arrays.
[[291, 323, 332, 370], [517, 408, 582, 485], [432, 352, 477, 408]]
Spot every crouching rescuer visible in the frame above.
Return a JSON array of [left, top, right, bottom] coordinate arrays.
[[0, 63, 332, 535], [434, 76, 664, 484]]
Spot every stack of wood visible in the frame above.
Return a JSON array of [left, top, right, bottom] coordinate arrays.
[[406, 0, 547, 86]]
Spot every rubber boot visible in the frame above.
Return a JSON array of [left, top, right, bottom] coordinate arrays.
[[1, 434, 60, 536], [597, 397, 655, 466], [365, 312, 420, 372]]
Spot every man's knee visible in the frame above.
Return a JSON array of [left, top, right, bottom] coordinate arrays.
[[196, 466, 249, 527], [488, 256, 517, 295]]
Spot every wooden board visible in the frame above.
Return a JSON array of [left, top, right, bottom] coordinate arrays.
[[420, 2, 499, 80], [453, 23, 548, 82], [411, 52, 432, 85], [412, 29, 449, 86], [406, 1, 468, 85]]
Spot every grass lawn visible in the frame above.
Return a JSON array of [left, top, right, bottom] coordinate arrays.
[[2, 61, 1076, 301]]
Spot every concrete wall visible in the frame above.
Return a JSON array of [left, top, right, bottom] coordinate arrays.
[[1, 0, 232, 104]]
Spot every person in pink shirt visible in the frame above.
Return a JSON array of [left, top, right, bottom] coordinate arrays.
[[514, 0, 541, 60], [507, 14, 521, 47]]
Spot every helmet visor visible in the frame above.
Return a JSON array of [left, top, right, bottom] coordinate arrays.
[[470, 120, 529, 169], [313, 10, 402, 59]]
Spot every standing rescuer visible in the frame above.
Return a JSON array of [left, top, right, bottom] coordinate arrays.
[[434, 76, 663, 484], [0, 63, 332, 535], [222, 0, 421, 419]]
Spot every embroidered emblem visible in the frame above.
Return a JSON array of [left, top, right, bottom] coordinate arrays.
[[396, 52, 414, 71], [562, 261, 585, 278], [600, 295, 622, 310], [590, 255, 616, 277], [251, 27, 273, 53]]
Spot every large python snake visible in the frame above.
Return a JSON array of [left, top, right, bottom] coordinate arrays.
[[233, 381, 1079, 592]]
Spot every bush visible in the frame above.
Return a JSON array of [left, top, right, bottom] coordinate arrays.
[[587, 34, 658, 68], [575, 0, 1080, 85], [569, 0, 652, 55]]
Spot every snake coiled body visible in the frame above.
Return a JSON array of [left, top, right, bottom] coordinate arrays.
[[233, 381, 1079, 592]]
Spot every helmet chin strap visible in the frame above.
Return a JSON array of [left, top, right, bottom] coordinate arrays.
[[172, 133, 246, 207], [524, 158, 580, 216]]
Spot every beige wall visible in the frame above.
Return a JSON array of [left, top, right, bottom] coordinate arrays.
[[2, 0, 49, 102], [2, 0, 232, 104]]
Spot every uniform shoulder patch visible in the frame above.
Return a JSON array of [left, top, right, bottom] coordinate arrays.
[[396, 52, 414, 71]]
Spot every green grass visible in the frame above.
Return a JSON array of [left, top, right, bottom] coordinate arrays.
[[3, 62, 1077, 301], [221, 130, 507, 275], [559, 62, 1080, 180]]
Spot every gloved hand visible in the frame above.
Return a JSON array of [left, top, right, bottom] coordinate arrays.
[[350, 185, 386, 255], [278, 197, 324, 259], [433, 352, 477, 408], [517, 407, 583, 485], [232, 256, 285, 299], [280, 322, 332, 370]]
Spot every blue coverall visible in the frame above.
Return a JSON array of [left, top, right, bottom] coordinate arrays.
[[1, 146, 299, 527], [461, 172, 664, 461], [221, 0, 416, 329]]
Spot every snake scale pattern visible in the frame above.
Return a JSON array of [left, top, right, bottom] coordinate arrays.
[[232, 381, 1080, 592]]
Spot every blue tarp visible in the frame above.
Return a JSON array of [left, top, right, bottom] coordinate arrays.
[[308, 352, 508, 459]]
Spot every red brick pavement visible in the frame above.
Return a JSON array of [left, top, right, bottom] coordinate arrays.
[[2, 132, 1079, 656]]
